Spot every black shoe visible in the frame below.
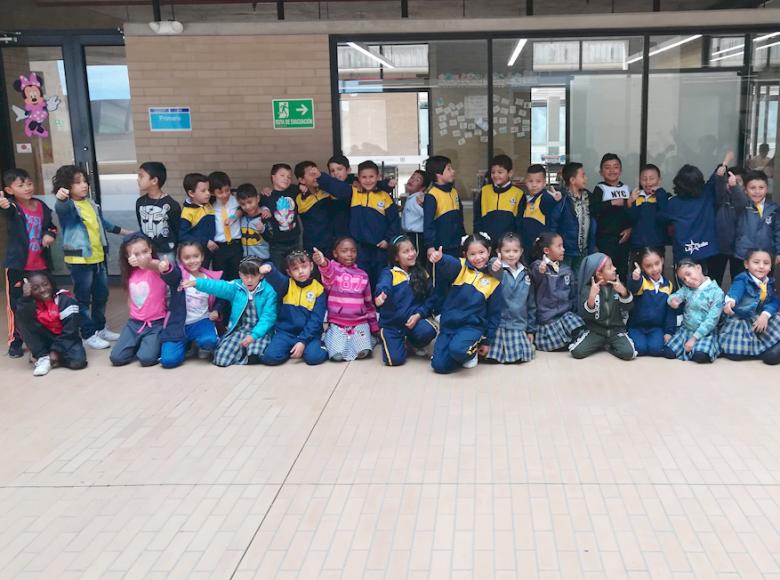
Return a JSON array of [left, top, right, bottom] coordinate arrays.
[[8, 340, 24, 358]]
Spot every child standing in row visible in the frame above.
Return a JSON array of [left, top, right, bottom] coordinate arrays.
[[374, 235, 437, 366], [627, 164, 668, 254], [730, 170, 780, 265], [569, 253, 635, 360], [53, 165, 130, 350], [1, 168, 57, 358], [519, 164, 560, 251], [158, 241, 222, 369], [260, 163, 301, 269], [424, 155, 465, 259], [236, 183, 270, 261], [590, 153, 632, 281], [627, 248, 677, 357], [179, 173, 215, 252], [400, 170, 428, 252], [719, 248, 780, 365], [295, 161, 336, 254], [473, 155, 523, 244], [664, 259, 724, 363], [529, 232, 584, 352], [313, 238, 378, 361], [110, 233, 169, 367], [487, 232, 536, 364], [16, 271, 87, 376], [181, 256, 277, 366], [136, 161, 180, 263], [429, 233, 503, 374], [259, 252, 328, 366], [210, 171, 243, 280], [557, 161, 594, 275]]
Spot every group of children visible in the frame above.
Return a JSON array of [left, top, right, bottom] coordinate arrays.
[[2, 146, 779, 376]]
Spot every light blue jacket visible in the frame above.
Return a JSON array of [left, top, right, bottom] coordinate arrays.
[[55, 197, 120, 259], [667, 279, 724, 340], [194, 278, 277, 339]]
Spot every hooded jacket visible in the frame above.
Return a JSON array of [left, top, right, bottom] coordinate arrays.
[[575, 252, 633, 336]]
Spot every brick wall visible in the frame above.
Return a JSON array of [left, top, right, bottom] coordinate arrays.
[[125, 35, 333, 198]]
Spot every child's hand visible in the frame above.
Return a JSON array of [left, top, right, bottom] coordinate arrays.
[[180, 278, 197, 290], [609, 275, 628, 297], [259, 264, 272, 275], [491, 254, 502, 273], [477, 344, 490, 357], [631, 262, 642, 281], [41, 234, 55, 248], [312, 247, 326, 267], [298, 184, 309, 195], [527, 333, 535, 344], [722, 150, 735, 170], [119, 228, 133, 236], [128, 255, 140, 268], [428, 246, 443, 264], [376, 240, 389, 249], [223, 215, 232, 226], [549, 189, 562, 202], [727, 171, 737, 188], [260, 187, 273, 197], [684, 336, 697, 353], [669, 297, 682, 309], [0, 192, 10, 210], [55, 187, 70, 201], [207, 240, 218, 252], [723, 301, 734, 316], [387, 177, 397, 189], [240, 336, 254, 348], [629, 187, 640, 205], [405, 313, 421, 329], [663, 334, 672, 344], [416, 194, 425, 206], [753, 312, 770, 333], [22, 277, 31, 297], [290, 341, 305, 358], [374, 291, 387, 307], [618, 228, 632, 244], [537, 261, 548, 274], [157, 259, 170, 273], [259, 207, 272, 220], [589, 277, 602, 298], [208, 310, 219, 321]]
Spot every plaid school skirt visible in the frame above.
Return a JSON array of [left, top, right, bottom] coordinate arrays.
[[535, 311, 585, 352], [665, 328, 720, 361], [488, 327, 535, 363], [719, 315, 780, 357], [324, 322, 373, 361], [213, 300, 271, 366]]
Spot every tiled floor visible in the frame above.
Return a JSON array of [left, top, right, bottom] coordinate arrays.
[[1, 295, 780, 579]]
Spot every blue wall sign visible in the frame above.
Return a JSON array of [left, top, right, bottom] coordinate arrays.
[[148, 107, 192, 132]]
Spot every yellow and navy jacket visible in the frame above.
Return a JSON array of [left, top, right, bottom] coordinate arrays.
[[374, 266, 436, 329], [423, 183, 466, 252], [264, 265, 327, 343], [434, 254, 503, 340], [179, 200, 215, 247], [296, 188, 335, 253], [318, 173, 400, 246], [473, 182, 524, 243], [519, 190, 561, 250], [627, 273, 677, 334], [626, 187, 669, 249]]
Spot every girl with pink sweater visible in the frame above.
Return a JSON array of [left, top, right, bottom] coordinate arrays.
[[312, 237, 378, 361]]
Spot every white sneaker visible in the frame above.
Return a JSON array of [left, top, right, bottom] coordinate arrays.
[[413, 347, 428, 357], [84, 334, 111, 350], [96, 328, 120, 341], [33, 356, 51, 376], [462, 354, 478, 369]]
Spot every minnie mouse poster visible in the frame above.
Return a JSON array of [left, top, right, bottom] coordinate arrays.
[[11, 72, 61, 138]]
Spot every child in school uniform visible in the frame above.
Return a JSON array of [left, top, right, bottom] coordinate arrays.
[[428, 233, 503, 373], [181, 256, 277, 366], [664, 258, 725, 363], [519, 164, 561, 251], [729, 170, 780, 268], [374, 234, 437, 366], [423, 155, 466, 259], [529, 232, 584, 351], [209, 171, 243, 281], [53, 164, 130, 350], [312, 237, 379, 361], [15, 271, 87, 376], [294, 161, 337, 255], [179, 173, 216, 258], [487, 232, 536, 364], [400, 170, 428, 252], [557, 162, 595, 275], [1, 168, 58, 358], [719, 248, 780, 365], [627, 164, 668, 254], [568, 252, 636, 360], [473, 154, 524, 244], [235, 183, 271, 261], [259, 251, 328, 366], [626, 247, 677, 357]]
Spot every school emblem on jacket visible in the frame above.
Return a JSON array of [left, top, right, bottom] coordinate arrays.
[[306, 290, 315, 302], [510, 197, 517, 205], [564, 274, 571, 285], [377, 200, 386, 209], [479, 278, 490, 286]]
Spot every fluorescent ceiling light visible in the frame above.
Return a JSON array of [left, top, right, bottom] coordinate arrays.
[[711, 43, 744, 56], [347, 42, 395, 69], [710, 51, 743, 62], [755, 32, 780, 42], [756, 39, 780, 51], [507, 39, 528, 66], [624, 34, 702, 65]]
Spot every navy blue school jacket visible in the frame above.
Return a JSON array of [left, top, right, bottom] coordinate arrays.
[[472, 182, 523, 243], [295, 188, 335, 253], [627, 188, 669, 249], [374, 266, 436, 329], [519, 190, 560, 251], [179, 200, 215, 247], [627, 273, 677, 335], [423, 183, 466, 252], [263, 265, 327, 343]]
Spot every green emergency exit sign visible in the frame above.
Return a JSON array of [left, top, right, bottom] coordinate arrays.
[[272, 98, 315, 129]]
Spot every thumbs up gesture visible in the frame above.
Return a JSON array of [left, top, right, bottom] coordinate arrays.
[[375, 291, 387, 307], [631, 261, 641, 281], [491, 252, 503, 273], [428, 246, 444, 264], [55, 188, 70, 201], [312, 247, 326, 267]]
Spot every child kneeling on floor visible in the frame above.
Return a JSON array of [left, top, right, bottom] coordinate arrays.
[[313, 237, 378, 361], [15, 270, 87, 376], [569, 252, 636, 360], [259, 250, 329, 366], [181, 256, 277, 366]]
